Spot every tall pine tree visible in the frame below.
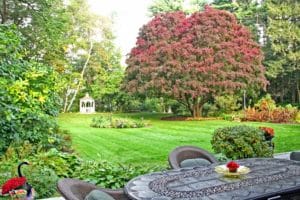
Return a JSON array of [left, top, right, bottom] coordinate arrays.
[[265, 0, 300, 104]]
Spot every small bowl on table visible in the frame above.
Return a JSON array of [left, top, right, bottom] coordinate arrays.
[[215, 161, 250, 178]]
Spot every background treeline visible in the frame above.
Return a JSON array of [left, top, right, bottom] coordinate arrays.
[[0, 0, 123, 113], [1, 0, 298, 116]]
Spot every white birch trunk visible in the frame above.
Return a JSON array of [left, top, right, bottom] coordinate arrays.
[[66, 41, 93, 112]]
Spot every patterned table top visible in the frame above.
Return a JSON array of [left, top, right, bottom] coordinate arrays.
[[125, 158, 300, 200]]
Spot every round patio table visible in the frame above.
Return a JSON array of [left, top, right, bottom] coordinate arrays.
[[125, 158, 300, 200]]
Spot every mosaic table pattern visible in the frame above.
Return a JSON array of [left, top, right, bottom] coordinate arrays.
[[125, 158, 300, 200]]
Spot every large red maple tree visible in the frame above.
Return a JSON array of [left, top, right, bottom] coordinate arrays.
[[124, 6, 267, 118]]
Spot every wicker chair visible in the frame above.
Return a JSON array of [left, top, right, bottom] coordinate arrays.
[[168, 146, 218, 169], [57, 178, 129, 200], [290, 151, 300, 161]]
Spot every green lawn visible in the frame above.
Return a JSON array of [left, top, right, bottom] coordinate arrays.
[[58, 113, 300, 166]]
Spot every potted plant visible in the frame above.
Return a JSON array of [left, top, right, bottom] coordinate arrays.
[[259, 127, 275, 151]]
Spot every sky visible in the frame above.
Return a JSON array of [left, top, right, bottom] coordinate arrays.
[[87, 0, 152, 64]]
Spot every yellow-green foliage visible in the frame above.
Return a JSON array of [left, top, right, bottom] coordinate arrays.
[[0, 25, 60, 154]]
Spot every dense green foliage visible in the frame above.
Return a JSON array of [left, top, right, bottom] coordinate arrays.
[[211, 125, 273, 159], [0, 0, 123, 113], [0, 146, 163, 198], [0, 0, 70, 67], [265, 0, 299, 105], [0, 25, 60, 154], [73, 160, 163, 189], [148, 0, 184, 16], [60, 0, 123, 113], [59, 113, 300, 165], [90, 115, 149, 128]]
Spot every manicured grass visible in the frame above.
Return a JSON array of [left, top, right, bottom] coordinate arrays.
[[58, 113, 300, 166]]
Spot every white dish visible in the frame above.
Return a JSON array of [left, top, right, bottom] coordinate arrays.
[[215, 165, 250, 177]]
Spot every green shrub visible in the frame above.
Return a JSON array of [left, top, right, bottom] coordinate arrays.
[[142, 98, 164, 112], [90, 115, 149, 128], [72, 160, 164, 189], [0, 25, 60, 155], [202, 103, 219, 117], [24, 167, 59, 199], [115, 92, 142, 112], [0, 146, 166, 197], [214, 95, 241, 114], [29, 148, 81, 178], [90, 115, 112, 128], [211, 125, 273, 159]]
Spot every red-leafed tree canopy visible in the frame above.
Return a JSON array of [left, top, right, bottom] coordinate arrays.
[[124, 6, 267, 117]]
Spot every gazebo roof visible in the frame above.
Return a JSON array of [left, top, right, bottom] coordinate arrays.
[[80, 93, 94, 101]]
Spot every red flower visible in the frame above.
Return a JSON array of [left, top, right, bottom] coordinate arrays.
[[1, 177, 26, 195], [259, 127, 274, 137], [226, 161, 240, 172]]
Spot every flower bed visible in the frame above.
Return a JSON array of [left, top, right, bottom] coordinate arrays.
[[90, 115, 149, 128]]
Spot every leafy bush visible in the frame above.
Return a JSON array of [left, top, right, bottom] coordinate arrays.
[[115, 92, 142, 112], [90, 115, 149, 128], [202, 103, 219, 117], [0, 25, 60, 155], [243, 95, 298, 123], [211, 125, 273, 159], [24, 167, 59, 199], [29, 148, 81, 178], [214, 95, 241, 114], [141, 98, 164, 112], [0, 144, 167, 198], [72, 160, 164, 189]]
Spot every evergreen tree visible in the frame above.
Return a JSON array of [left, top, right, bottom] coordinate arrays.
[[265, 0, 300, 104], [209, 0, 267, 45], [148, 0, 184, 16]]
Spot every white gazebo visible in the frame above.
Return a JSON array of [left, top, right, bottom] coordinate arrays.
[[80, 93, 95, 114]]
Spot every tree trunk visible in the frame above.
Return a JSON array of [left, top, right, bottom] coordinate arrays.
[[66, 41, 93, 112], [191, 103, 203, 118], [280, 81, 284, 103], [184, 97, 205, 118], [1, 0, 7, 24], [63, 86, 70, 113], [297, 79, 300, 104], [291, 87, 296, 104]]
